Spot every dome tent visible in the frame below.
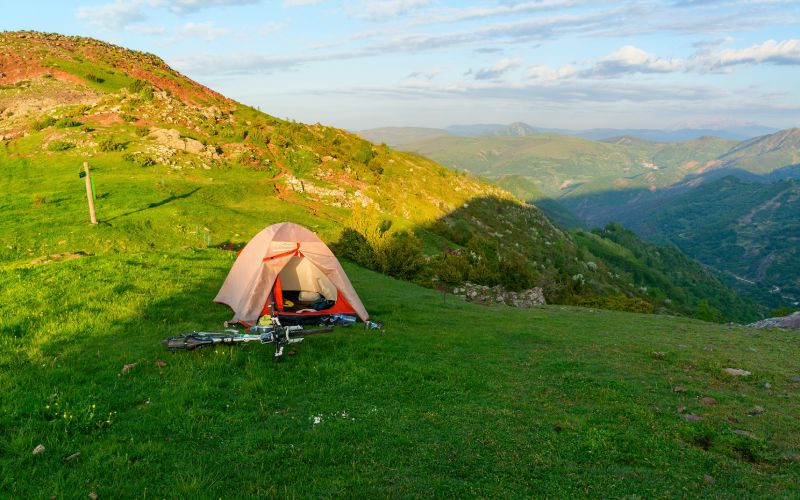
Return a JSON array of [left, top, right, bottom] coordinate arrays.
[[214, 222, 368, 325]]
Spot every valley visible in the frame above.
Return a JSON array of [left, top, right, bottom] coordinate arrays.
[[361, 123, 800, 309]]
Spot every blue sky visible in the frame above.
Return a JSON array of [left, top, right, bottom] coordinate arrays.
[[3, 1, 800, 130]]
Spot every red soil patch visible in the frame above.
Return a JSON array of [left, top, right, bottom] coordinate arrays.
[[84, 112, 124, 127], [0, 53, 86, 87]]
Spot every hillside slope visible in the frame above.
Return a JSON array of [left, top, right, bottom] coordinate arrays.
[[0, 31, 762, 322], [630, 176, 800, 307]]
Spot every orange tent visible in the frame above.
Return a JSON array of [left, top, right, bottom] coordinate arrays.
[[214, 222, 369, 325]]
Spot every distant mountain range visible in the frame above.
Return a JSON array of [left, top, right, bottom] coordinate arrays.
[[358, 122, 780, 146]]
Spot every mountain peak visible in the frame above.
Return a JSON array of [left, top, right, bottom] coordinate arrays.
[[490, 122, 538, 137]]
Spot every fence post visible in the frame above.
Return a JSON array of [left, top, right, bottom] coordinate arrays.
[[83, 162, 97, 224]]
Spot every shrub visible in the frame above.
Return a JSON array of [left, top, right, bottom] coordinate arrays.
[[330, 228, 376, 269], [98, 136, 127, 152], [55, 117, 82, 128], [429, 252, 469, 286], [129, 79, 147, 93], [32, 116, 56, 131], [48, 140, 75, 151], [497, 252, 537, 291], [375, 231, 427, 282], [696, 299, 723, 323], [122, 152, 156, 167], [140, 85, 154, 101], [85, 73, 105, 84], [135, 126, 150, 137]]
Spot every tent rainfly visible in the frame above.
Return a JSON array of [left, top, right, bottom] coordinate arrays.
[[214, 222, 369, 325]]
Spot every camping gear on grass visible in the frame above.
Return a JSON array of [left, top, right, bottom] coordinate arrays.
[[163, 313, 334, 361], [214, 222, 369, 326]]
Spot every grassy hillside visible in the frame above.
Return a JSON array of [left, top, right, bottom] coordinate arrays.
[[1, 31, 798, 496], [717, 129, 800, 174], [573, 224, 762, 322], [3, 251, 800, 497]]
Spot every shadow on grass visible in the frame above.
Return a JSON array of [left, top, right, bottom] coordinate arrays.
[[103, 187, 201, 222]]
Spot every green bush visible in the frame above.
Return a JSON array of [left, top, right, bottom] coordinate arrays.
[[497, 252, 537, 291], [696, 299, 723, 323], [375, 231, 427, 282], [85, 73, 105, 84], [129, 79, 147, 93], [122, 152, 156, 167], [32, 116, 56, 131], [48, 140, 75, 152], [55, 117, 82, 128], [98, 136, 127, 152], [770, 307, 798, 317], [572, 294, 654, 314], [330, 228, 377, 269]]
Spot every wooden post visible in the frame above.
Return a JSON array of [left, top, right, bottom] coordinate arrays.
[[83, 162, 97, 224]]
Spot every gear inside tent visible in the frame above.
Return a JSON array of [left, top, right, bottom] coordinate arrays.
[[214, 222, 369, 325]]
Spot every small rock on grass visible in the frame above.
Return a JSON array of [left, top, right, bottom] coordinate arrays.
[[682, 414, 703, 421], [676, 405, 687, 413], [704, 474, 716, 484], [673, 386, 687, 393], [748, 405, 765, 416], [764, 382, 772, 389], [724, 368, 751, 377], [699, 397, 717, 405], [32, 444, 45, 455], [63, 451, 80, 462], [154, 359, 167, 368], [733, 429, 759, 440], [121, 363, 136, 374], [88, 492, 98, 500], [790, 375, 800, 383]]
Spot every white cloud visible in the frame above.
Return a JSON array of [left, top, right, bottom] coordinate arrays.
[[581, 45, 685, 78], [282, 0, 324, 5], [76, 0, 262, 29], [353, 0, 433, 21], [418, 0, 596, 25], [76, 1, 148, 28], [467, 57, 522, 80], [705, 39, 800, 69], [527, 64, 575, 81], [174, 21, 229, 41]]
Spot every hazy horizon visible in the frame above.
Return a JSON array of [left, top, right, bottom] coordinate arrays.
[[3, 1, 800, 131]]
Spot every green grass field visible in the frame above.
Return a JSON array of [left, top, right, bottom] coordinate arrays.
[[2, 248, 800, 497]]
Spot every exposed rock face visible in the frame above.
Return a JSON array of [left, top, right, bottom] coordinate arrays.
[[453, 282, 545, 308], [748, 312, 800, 330], [149, 127, 204, 154]]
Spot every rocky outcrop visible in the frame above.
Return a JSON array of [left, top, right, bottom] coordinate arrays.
[[453, 282, 545, 308], [149, 127, 207, 154], [748, 311, 800, 330]]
